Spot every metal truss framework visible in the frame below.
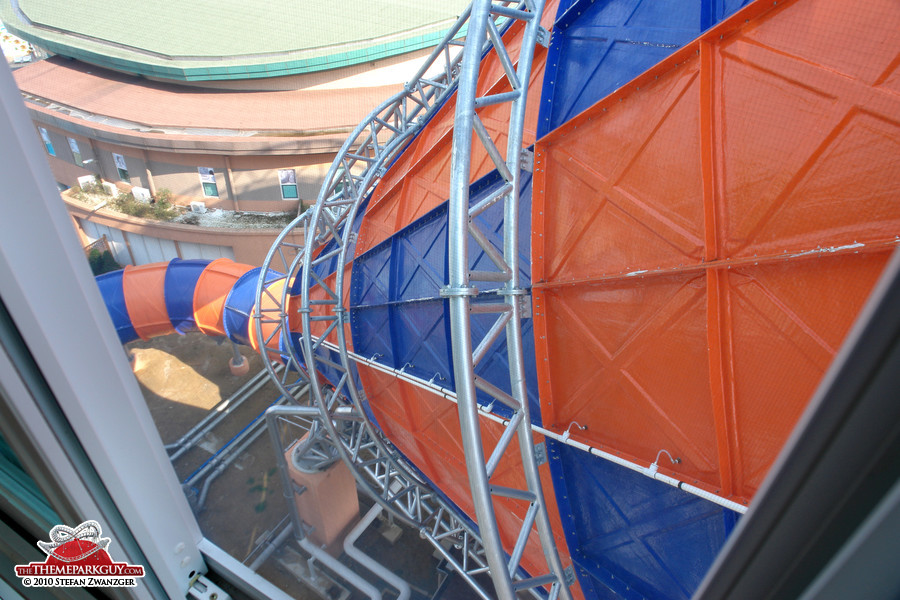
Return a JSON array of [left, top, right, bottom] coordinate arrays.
[[444, 1, 571, 598], [253, 2, 569, 598]]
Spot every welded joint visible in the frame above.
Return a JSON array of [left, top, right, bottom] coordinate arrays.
[[496, 288, 531, 313], [440, 285, 480, 297]]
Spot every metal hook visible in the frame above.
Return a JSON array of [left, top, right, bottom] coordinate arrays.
[[428, 372, 446, 385], [648, 449, 681, 475], [369, 352, 383, 362], [561, 420, 587, 441]]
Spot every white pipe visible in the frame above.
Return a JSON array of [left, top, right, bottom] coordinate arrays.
[[344, 504, 411, 600], [248, 522, 293, 572], [298, 536, 382, 600], [325, 341, 749, 514]]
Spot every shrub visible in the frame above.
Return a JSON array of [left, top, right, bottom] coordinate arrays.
[[152, 199, 178, 220], [88, 249, 121, 275], [112, 192, 153, 218], [154, 188, 173, 203]]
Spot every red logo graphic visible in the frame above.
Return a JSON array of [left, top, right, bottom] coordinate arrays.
[[15, 520, 144, 587], [38, 521, 112, 565]]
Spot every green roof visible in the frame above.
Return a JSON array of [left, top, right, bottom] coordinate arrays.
[[1, 0, 470, 81]]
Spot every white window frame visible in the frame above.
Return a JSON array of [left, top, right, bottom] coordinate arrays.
[[0, 59, 295, 600], [278, 168, 299, 200], [198, 166, 219, 197], [113, 152, 129, 182]]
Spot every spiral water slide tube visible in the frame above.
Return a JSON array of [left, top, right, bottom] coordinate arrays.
[[95, 258, 286, 354], [96, 0, 900, 598]]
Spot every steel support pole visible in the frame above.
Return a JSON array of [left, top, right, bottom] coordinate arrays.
[[446, 1, 572, 597], [446, 2, 517, 598], [501, 2, 571, 592]]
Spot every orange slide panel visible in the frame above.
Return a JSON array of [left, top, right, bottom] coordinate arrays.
[[532, 0, 900, 503], [356, 364, 581, 598], [193, 258, 254, 337], [354, 0, 559, 258], [248, 277, 289, 361], [121, 263, 175, 340]]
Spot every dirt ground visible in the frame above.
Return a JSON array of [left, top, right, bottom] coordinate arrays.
[[126, 332, 457, 600]]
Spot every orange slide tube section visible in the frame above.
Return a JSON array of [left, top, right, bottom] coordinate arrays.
[[121, 263, 176, 340], [192, 258, 255, 337]]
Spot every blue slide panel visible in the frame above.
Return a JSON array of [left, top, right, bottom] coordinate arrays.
[[538, 0, 754, 137], [547, 441, 739, 600], [350, 169, 542, 423], [95, 269, 138, 344], [223, 267, 284, 346], [164, 258, 211, 334]]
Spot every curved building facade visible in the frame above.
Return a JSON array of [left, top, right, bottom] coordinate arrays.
[[1, 1, 467, 265]]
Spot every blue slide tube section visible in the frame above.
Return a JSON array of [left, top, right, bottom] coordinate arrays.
[[349, 169, 542, 423], [223, 267, 286, 347], [95, 269, 139, 344], [97, 258, 216, 345], [537, 0, 754, 137], [164, 258, 211, 334]]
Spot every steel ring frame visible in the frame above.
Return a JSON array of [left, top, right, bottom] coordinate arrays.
[[443, 1, 572, 598], [255, 6, 503, 598], [255, 2, 568, 598]]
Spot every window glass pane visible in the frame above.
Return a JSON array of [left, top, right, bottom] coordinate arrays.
[[201, 181, 219, 197], [199, 167, 218, 197], [198, 167, 215, 183], [39, 127, 54, 156], [112, 153, 128, 182], [278, 169, 298, 199], [281, 184, 298, 199], [0, 430, 60, 530], [278, 169, 296, 185], [67, 138, 82, 166], [4, 6, 493, 599]]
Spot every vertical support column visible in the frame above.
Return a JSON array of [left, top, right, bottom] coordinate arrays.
[[224, 156, 240, 212], [87, 138, 108, 180], [142, 149, 157, 196]]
